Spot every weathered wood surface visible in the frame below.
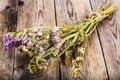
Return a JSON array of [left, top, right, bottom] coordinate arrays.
[[0, 0, 17, 80], [0, 0, 120, 80]]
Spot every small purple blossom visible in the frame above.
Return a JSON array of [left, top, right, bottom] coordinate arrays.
[[33, 34, 36, 39], [15, 37, 22, 42], [53, 37, 60, 44], [46, 35, 50, 39], [14, 36, 28, 47], [3, 34, 15, 49], [17, 48, 22, 54], [27, 41, 33, 46], [23, 29, 28, 34], [21, 37, 27, 44], [52, 26, 59, 34], [63, 42, 67, 47], [22, 46, 28, 51], [39, 47, 44, 53], [14, 37, 22, 47]]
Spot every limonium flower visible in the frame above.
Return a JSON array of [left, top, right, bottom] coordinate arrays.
[[46, 35, 50, 39], [37, 32, 43, 36], [52, 26, 59, 34], [15, 37, 21, 42], [21, 37, 27, 44], [3, 34, 15, 49], [22, 46, 28, 51], [63, 42, 67, 47], [53, 37, 60, 44], [17, 48, 22, 54], [14, 37, 22, 47], [27, 41, 33, 46], [39, 47, 44, 53], [23, 29, 28, 34]]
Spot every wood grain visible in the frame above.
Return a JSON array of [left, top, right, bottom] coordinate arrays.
[[0, 0, 119, 80], [89, 0, 120, 80], [0, 0, 17, 80], [14, 0, 59, 80], [55, 0, 108, 80]]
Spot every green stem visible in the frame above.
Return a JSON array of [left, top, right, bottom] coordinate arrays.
[[57, 32, 78, 48], [42, 46, 55, 58], [59, 32, 79, 56]]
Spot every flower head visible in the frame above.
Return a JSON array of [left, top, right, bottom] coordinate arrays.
[[53, 37, 60, 44], [15, 37, 22, 42], [27, 41, 33, 46], [52, 26, 59, 34], [3, 34, 15, 49], [21, 36, 27, 44], [22, 46, 28, 51], [17, 48, 22, 54], [63, 42, 67, 47], [28, 33, 34, 36], [46, 35, 50, 39], [23, 29, 28, 34], [39, 47, 43, 52], [14, 37, 22, 47]]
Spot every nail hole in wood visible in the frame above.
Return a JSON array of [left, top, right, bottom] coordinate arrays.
[[5, 6, 11, 10], [18, 0, 24, 6]]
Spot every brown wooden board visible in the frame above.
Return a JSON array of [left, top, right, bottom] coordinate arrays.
[[0, 0, 17, 80], [0, 0, 120, 80]]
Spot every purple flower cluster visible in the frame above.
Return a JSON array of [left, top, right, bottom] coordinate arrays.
[[27, 41, 33, 46], [14, 37, 23, 47], [3, 34, 14, 49], [3, 34, 28, 49], [53, 37, 60, 44], [39, 47, 44, 54], [17, 48, 22, 54], [21, 37, 27, 45]]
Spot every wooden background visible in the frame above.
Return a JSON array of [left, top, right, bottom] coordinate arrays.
[[0, 0, 120, 80]]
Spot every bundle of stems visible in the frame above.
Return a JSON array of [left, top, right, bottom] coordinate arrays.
[[3, 2, 117, 76]]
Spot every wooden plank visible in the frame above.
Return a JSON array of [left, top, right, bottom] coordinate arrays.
[[55, 0, 108, 80], [0, 0, 17, 80], [89, 0, 120, 80], [14, 0, 60, 80]]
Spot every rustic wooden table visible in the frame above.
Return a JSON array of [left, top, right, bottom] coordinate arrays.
[[0, 0, 120, 80]]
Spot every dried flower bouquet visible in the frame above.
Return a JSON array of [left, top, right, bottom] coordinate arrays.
[[3, 2, 117, 76]]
